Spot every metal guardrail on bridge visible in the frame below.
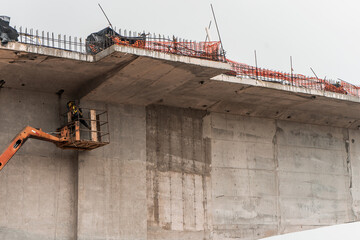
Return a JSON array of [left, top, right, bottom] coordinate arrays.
[[15, 26, 225, 62], [11, 26, 360, 98]]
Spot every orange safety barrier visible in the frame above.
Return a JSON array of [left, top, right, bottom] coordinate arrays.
[[228, 60, 359, 97], [89, 32, 359, 97], [15, 26, 359, 98], [108, 35, 224, 61]]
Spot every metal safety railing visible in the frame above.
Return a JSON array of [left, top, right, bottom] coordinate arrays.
[[14, 26, 225, 61], [11, 26, 360, 98], [86, 31, 225, 61], [61, 108, 110, 144], [16, 27, 85, 53]]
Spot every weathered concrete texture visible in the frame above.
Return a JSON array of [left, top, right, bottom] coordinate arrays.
[[2, 43, 360, 240], [146, 105, 211, 239], [1, 88, 360, 240], [0, 88, 77, 240], [0, 89, 148, 240], [2, 44, 360, 132], [203, 113, 278, 240], [276, 122, 354, 230], [77, 103, 147, 240], [0, 43, 229, 101], [204, 112, 358, 239], [348, 129, 360, 218], [145, 105, 360, 239]]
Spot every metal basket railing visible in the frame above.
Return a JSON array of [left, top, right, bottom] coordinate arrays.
[[61, 107, 110, 144]]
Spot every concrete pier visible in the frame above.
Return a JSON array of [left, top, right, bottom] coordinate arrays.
[[0, 42, 359, 239]]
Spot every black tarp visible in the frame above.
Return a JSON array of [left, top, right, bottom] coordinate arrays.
[[0, 16, 19, 44], [86, 27, 146, 54]]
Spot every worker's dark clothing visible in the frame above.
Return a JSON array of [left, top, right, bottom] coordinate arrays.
[[69, 105, 90, 130], [72, 112, 91, 130]]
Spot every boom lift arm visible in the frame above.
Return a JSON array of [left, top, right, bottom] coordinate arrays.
[[0, 126, 69, 171]]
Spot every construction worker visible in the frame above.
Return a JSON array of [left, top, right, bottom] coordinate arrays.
[[67, 101, 90, 130]]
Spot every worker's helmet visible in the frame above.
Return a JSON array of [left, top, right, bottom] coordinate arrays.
[[67, 101, 75, 109]]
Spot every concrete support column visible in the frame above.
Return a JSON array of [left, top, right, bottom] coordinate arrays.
[[204, 112, 356, 239], [77, 104, 147, 240], [203, 112, 278, 240], [146, 105, 211, 240], [348, 129, 360, 219], [0, 89, 77, 240]]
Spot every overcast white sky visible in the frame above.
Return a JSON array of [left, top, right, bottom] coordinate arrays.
[[3, 0, 360, 84]]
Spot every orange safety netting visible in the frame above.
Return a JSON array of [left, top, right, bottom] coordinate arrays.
[[227, 60, 358, 96], [92, 35, 360, 97], [17, 25, 359, 97], [110, 35, 224, 61]]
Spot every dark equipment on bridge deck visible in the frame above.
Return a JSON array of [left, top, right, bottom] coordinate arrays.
[[85, 27, 146, 54], [0, 16, 19, 45]]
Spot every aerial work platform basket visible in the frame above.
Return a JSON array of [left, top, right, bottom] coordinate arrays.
[[0, 108, 110, 171], [56, 108, 110, 150]]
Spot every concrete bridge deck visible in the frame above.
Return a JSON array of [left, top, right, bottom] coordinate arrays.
[[0, 42, 359, 240], [1, 42, 360, 129]]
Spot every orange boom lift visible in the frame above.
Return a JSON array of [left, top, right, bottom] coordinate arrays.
[[0, 126, 69, 171], [0, 108, 110, 171]]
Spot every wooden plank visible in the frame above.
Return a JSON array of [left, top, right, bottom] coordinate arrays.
[[67, 111, 72, 123], [90, 110, 98, 142], [75, 121, 80, 141]]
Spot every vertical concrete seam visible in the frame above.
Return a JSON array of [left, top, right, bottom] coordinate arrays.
[[37, 159, 41, 225], [21, 155, 25, 230], [273, 120, 281, 234], [243, 116, 252, 198], [192, 116, 197, 230], [345, 128, 356, 220], [181, 110, 186, 230], [168, 112, 173, 228], [54, 154, 61, 240], [5, 153, 9, 225], [75, 151, 79, 240], [153, 108, 160, 225], [202, 141, 208, 232], [203, 113, 212, 237], [103, 157, 108, 238], [202, 112, 210, 234]]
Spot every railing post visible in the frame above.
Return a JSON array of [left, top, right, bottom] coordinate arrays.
[[90, 110, 98, 142], [75, 121, 80, 141], [67, 111, 72, 123], [20, 26, 22, 42], [42, 31, 44, 46], [25, 28, 28, 43], [35, 29, 38, 45]]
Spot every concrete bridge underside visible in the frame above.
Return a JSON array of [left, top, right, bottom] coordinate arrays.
[[0, 43, 360, 240]]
